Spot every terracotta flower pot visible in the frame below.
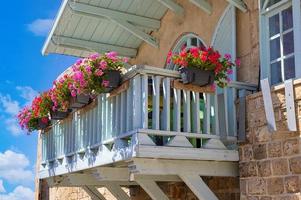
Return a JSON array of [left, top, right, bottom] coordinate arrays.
[[70, 94, 91, 109], [37, 118, 50, 130], [103, 70, 121, 93], [179, 67, 214, 86], [50, 110, 70, 120]]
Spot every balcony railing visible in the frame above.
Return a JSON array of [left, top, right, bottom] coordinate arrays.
[[41, 65, 257, 173]]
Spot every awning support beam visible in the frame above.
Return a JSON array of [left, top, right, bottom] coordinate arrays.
[[189, 0, 212, 14], [226, 0, 247, 12], [52, 35, 137, 57], [82, 186, 107, 200], [155, 0, 184, 15]]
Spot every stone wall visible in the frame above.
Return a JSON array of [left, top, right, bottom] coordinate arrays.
[[240, 81, 301, 200]]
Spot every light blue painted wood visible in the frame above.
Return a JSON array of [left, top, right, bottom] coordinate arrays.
[[173, 88, 181, 132], [192, 92, 201, 134], [133, 75, 142, 129], [120, 92, 126, 134], [142, 75, 149, 129], [261, 79, 277, 131], [126, 81, 133, 132], [183, 90, 191, 133], [152, 76, 161, 130], [162, 78, 171, 131]]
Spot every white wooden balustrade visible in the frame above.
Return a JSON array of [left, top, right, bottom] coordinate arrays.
[[40, 65, 257, 178]]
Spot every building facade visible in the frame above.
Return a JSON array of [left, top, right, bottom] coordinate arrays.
[[35, 0, 301, 199]]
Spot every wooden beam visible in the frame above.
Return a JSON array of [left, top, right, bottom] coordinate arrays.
[[93, 167, 130, 182], [156, 0, 184, 15], [179, 174, 218, 200], [111, 18, 159, 48], [105, 183, 131, 200], [135, 179, 169, 200], [131, 158, 239, 177], [68, 1, 160, 29], [82, 186, 107, 200], [189, 0, 212, 14], [52, 35, 137, 57], [226, 0, 248, 12], [261, 79, 277, 131]]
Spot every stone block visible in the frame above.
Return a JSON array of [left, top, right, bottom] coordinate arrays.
[[248, 178, 266, 195], [240, 162, 258, 177], [257, 160, 271, 177], [243, 145, 253, 161], [289, 157, 301, 174], [255, 127, 271, 143], [285, 176, 299, 193], [272, 158, 289, 176], [267, 177, 284, 195], [268, 141, 282, 158], [283, 138, 299, 156], [253, 144, 267, 160]]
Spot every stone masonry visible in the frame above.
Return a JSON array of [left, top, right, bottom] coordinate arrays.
[[240, 82, 301, 200]]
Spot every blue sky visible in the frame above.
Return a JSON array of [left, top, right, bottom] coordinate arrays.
[[0, 0, 75, 198]]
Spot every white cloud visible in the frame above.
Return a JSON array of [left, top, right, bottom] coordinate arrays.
[[27, 18, 53, 37], [4, 118, 22, 136], [0, 180, 6, 193], [0, 186, 34, 200], [16, 86, 38, 104], [0, 150, 34, 184], [0, 94, 20, 116]]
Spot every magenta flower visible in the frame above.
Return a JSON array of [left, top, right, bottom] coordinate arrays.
[[225, 54, 231, 60], [105, 51, 118, 61], [99, 60, 107, 70], [89, 53, 99, 60], [122, 57, 129, 63], [227, 69, 233, 75], [102, 80, 110, 87], [95, 69, 104, 76], [235, 59, 241, 67]]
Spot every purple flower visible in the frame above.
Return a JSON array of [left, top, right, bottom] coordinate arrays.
[[105, 51, 118, 61], [89, 53, 99, 60], [99, 60, 107, 70], [225, 54, 231, 60], [227, 69, 233, 75]]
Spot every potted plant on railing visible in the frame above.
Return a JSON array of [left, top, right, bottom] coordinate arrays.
[[17, 92, 52, 133], [49, 75, 72, 120], [168, 47, 240, 88]]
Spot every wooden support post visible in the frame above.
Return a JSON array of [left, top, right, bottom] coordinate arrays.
[[179, 174, 218, 200], [105, 183, 131, 200], [135, 178, 169, 200], [82, 186, 107, 200]]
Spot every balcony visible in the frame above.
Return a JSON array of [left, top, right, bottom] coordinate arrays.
[[40, 65, 257, 179]]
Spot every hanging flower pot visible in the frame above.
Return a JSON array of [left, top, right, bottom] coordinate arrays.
[[50, 110, 70, 120], [69, 94, 91, 109], [103, 70, 122, 93], [180, 67, 215, 86], [37, 117, 50, 130]]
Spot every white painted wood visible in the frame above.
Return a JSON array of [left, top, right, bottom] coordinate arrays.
[[166, 135, 193, 148], [284, 79, 297, 131], [135, 179, 169, 200], [82, 186, 107, 200], [214, 92, 220, 135], [152, 76, 161, 130], [162, 78, 171, 131], [192, 92, 201, 133], [189, 0, 212, 14], [138, 133, 156, 146], [142, 75, 149, 129], [261, 79, 277, 131], [52, 35, 137, 57], [105, 183, 130, 200], [120, 92, 126, 134], [94, 167, 130, 182], [133, 75, 142, 129], [173, 88, 181, 132], [155, 0, 184, 15], [68, 1, 161, 29], [132, 158, 239, 176], [126, 81, 133, 132], [226, 0, 247, 12], [203, 139, 227, 150], [204, 94, 211, 134], [223, 89, 229, 136], [183, 90, 191, 132], [179, 174, 218, 200], [292, 0, 301, 78]]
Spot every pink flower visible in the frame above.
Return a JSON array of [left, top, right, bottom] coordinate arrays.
[[227, 78, 231, 83], [227, 69, 233, 75], [95, 69, 104, 76], [190, 47, 199, 58], [71, 90, 77, 97], [75, 59, 83, 66], [86, 65, 92, 74], [89, 53, 99, 60], [99, 60, 107, 70], [167, 51, 172, 64], [122, 57, 129, 63], [225, 54, 231, 60], [235, 59, 241, 67], [105, 51, 118, 61], [102, 80, 110, 87], [210, 83, 216, 91]]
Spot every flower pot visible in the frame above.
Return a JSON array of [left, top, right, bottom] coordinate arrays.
[[50, 110, 70, 120], [70, 94, 91, 109], [37, 118, 50, 130], [180, 67, 214, 86], [103, 70, 121, 93]]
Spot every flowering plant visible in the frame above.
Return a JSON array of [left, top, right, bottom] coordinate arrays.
[[70, 51, 128, 95], [17, 92, 52, 133], [167, 47, 240, 88]]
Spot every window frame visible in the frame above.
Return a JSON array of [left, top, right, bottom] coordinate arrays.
[[259, 0, 301, 85]]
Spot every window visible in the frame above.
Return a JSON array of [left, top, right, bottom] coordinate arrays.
[[166, 33, 205, 70], [260, 0, 301, 85]]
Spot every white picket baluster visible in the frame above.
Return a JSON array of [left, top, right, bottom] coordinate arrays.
[[152, 76, 161, 130], [133, 75, 142, 129], [162, 78, 171, 131], [142, 75, 149, 129], [183, 90, 191, 132], [126, 81, 133, 132], [120, 92, 126, 134], [173, 88, 181, 132], [192, 92, 200, 133]]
